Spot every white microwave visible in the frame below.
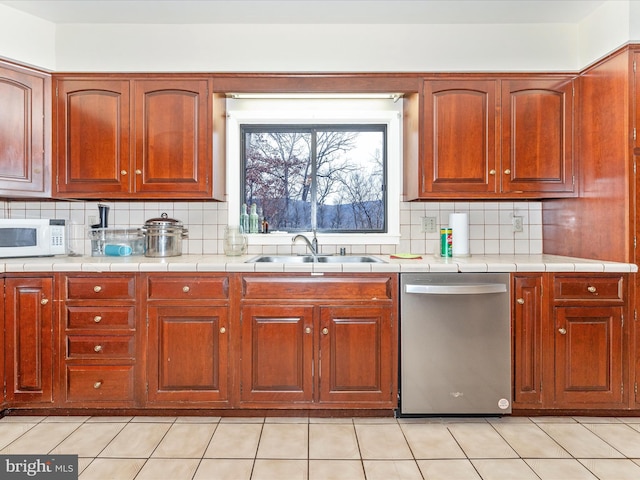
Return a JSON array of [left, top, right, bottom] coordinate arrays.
[[0, 219, 66, 258]]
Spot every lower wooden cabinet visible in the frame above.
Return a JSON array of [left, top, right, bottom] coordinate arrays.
[[4, 276, 55, 405], [145, 274, 230, 406], [239, 274, 397, 409], [512, 273, 629, 411]]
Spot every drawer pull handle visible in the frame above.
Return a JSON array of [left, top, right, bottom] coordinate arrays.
[[516, 298, 525, 305], [322, 327, 329, 335], [305, 327, 312, 334], [135, 169, 142, 175], [121, 170, 128, 176], [94, 345, 103, 352], [504, 169, 511, 175], [94, 315, 102, 323], [220, 327, 226, 334], [558, 328, 567, 335], [587, 286, 597, 293], [94, 381, 102, 389], [93, 286, 102, 293], [489, 169, 496, 175], [182, 286, 190, 293], [40, 298, 49, 305]]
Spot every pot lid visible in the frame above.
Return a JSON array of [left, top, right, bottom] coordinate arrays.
[[143, 212, 184, 228]]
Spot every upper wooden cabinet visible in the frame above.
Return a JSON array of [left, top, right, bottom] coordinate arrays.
[[404, 76, 575, 199], [0, 61, 51, 197], [54, 76, 223, 199]]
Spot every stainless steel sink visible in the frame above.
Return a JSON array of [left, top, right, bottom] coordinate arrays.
[[246, 254, 385, 263]]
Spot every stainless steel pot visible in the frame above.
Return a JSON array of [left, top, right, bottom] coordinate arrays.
[[142, 213, 188, 257]]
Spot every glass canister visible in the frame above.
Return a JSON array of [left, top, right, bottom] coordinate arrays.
[[223, 226, 247, 256]]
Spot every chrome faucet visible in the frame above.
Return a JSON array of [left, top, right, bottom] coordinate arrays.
[[292, 230, 318, 255]]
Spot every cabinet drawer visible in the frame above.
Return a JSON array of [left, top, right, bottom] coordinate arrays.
[[242, 276, 393, 301], [147, 276, 228, 300], [66, 306, 135, 330], [67, 335, 135, 359], [553, 275, 624, 302], [66, 276, 135, 300], [66, 365, 134, 402]]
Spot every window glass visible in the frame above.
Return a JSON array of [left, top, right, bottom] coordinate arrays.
[[241, 125, 386, 233]]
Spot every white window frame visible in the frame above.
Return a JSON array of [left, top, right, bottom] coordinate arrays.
[[226, 96, 402, 246]]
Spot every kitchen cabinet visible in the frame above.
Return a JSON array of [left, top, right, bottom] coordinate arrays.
[[512, 274, 544, 408], [404, 76, 575, 199], [145, 274, 230, 406], [239, 274, 397, 409], [61, 274, 139, 406], [55, 76, 220, 199], [0, 61, 51, 197], [551, 274, 626, 408], [4, 276, 55, 405]]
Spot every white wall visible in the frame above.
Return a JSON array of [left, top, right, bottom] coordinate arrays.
[[578, 0, 633, 67], [0, 4, 55, 69]]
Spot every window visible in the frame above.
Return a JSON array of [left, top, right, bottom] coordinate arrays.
[[241, 125, 386, 233], [226, 96, 401, 245]]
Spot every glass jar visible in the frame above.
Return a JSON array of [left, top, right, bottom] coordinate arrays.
[[223, 226, 247, 256]]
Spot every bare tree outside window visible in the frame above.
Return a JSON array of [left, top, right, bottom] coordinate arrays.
[[242, 125, 386, 233]]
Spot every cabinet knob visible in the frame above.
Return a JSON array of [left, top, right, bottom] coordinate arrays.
[[489, 169, 496, 175], [93, 285, 102, 293], [322, 327, 329, 335], [504, 169, 511, 175], [40, 298, 49, 305], [305, 327, 312, 334], [182, 286, 190, 293], [94, 345, 103, 352], [121, 170, 128, 175], [135, 169, 142, 175], [587, 286, 597, 293], [516, 298, 525, 305], [220, 327, 226, 334], [558, 327, 567, 335], [94, 315, 102, 323], [93, 381, 103, 389]]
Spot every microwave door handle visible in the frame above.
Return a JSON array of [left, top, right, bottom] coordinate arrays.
[[404, 284, 507, 295]]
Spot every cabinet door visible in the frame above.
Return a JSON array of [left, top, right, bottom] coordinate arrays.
[[133, 79, 211, 197], [147, 305, 228, 403], [501, 78, 574, 195], [421, 79, 499, 195], [512, 275, 544, 407], [4, 277, 54, 404], [0, 63, 49, 196], [55, 79, 130, 196], [240, 304, 314, 405], [554, 306, 624, 407], [318, 306, 395, 406]]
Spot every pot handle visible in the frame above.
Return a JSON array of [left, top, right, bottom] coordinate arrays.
[[182, 228, 189, 238]]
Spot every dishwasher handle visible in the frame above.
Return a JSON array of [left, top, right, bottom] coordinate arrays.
[[405, 283, 507, 295]]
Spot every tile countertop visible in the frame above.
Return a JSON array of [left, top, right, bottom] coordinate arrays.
[[0, 254, 636, 274]]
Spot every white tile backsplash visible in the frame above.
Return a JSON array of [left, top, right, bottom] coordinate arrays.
[[1, 199, 543, 256]]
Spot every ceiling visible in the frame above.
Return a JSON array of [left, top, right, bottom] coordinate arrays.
[[0, 0, 608, 25]]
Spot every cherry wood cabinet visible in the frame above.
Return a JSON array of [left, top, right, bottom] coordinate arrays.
[[61, 274, 139, 406], [512, 273, 629, 412], [512, 274, 544, 408], [4, 276, 55, 405], [0, 61, 51, 197], [405, 76, 575, 199], [239, 274, 397, 409], [145, 274, 230, 406], [54, 76, 219, 199]]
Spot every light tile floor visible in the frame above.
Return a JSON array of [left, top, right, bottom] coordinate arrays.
[[2, 415, 640, 479]]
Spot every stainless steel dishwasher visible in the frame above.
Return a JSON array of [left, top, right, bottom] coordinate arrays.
[[399, 273, 511, 415]]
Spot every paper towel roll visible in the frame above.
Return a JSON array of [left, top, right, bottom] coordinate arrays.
[[449, 213, 470, 256]]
